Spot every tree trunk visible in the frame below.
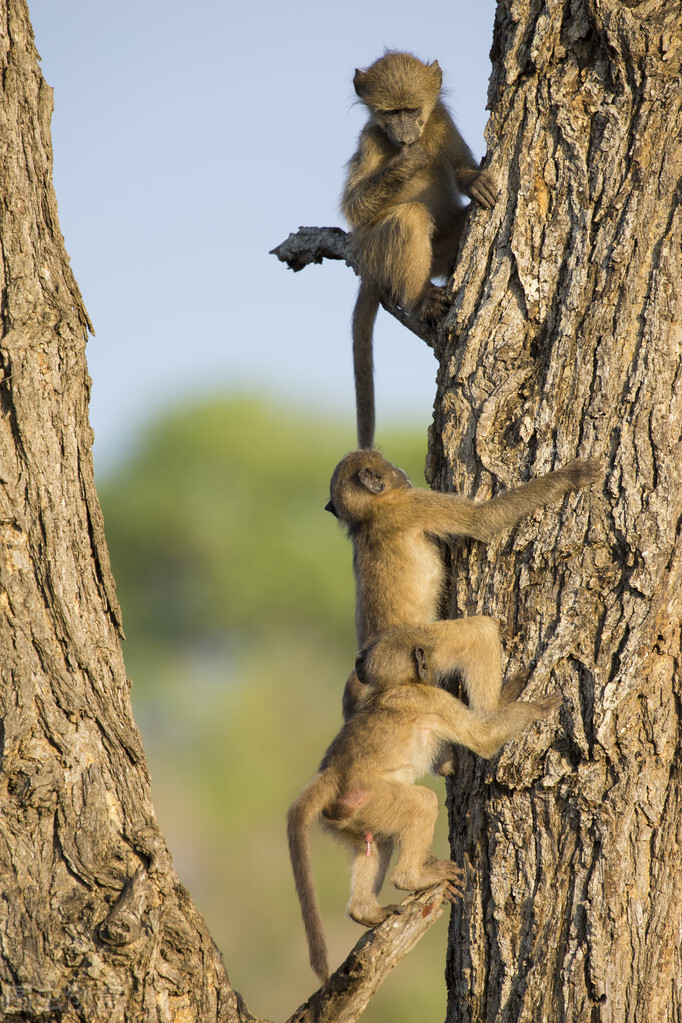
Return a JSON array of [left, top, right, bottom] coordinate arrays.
[[0, 3, 242, 1019], [434, 1, 682, 1021]]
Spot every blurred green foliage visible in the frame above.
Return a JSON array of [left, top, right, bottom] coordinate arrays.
[[99, 396, 451, 1023]]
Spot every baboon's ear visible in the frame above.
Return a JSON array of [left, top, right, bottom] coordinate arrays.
[[358, 467, 385, 494], [413, 647, 429, 681], [353, 69, 368, 98], [428, 60, 442, 90], [354, 648, 369, 685]]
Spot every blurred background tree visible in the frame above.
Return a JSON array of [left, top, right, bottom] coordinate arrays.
[[99, 396, 449, 1022]]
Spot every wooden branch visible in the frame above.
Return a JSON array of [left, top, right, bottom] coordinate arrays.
[[270, 226, 439, 352], [270, 226, 351, 272], [286, 881, 454, 1023]]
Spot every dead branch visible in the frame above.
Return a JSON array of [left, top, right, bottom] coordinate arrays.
[[286, 881, 454, 1023], [270, 226, 438, 352]]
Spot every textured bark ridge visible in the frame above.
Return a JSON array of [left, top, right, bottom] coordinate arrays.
[[434, 1, 682, 1021], [0, 3, 240, 1019]]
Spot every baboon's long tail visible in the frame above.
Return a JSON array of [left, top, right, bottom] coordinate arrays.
[[287, 772, 339, 984], [352, 282, 380, 449]]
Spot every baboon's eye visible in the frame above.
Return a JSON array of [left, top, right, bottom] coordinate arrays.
[[382, 108, 420, 118]]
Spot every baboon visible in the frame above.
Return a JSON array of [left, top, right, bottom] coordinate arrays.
[[341, 51, 497, 448], [326, 449, 601, 719], [288, 633, 561, 983]]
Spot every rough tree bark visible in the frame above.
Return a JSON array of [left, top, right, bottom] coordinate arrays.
[[435, 1, 682, 1021], [0, 2, 241, 1019]]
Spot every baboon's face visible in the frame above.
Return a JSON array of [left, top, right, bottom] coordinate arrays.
[[375, 107, 425, 147]]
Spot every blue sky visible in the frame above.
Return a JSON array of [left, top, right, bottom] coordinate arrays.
[[29, 0, 497, 469]]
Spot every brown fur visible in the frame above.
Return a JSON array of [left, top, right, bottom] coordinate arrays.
[[341, 51, 497, 448], [326, 449, 602, 720], [287, 636, 561, 983]]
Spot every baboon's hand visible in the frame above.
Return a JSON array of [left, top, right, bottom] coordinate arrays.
[[435, 753, 456, 778], [394, 141, 430, 173], [433, 859, 465, 887], [443, 879, 465, 903], [560, 458, 603, 487], [500, 669, 531, 704], [468, 169, 498, 208], [418, 284, 449, 323], [532, 692, 563, 717]]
